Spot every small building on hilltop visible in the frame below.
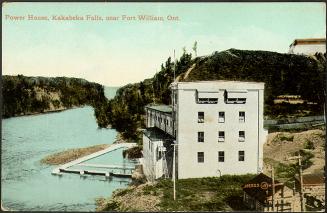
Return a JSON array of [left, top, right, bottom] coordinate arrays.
[[142, 80, 268, 180], [242, 173, 301, 212], [288, 38, 326, 55]]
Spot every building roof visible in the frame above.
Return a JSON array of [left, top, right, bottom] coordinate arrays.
[[145, 104, 172, 114], [290, 38, 326, 47], [242, 173, 284, 203], [295, 173, 325, 186], [172, 80, 264, 85], [171, 80, 265, 90], [143, 127, 174, 141]]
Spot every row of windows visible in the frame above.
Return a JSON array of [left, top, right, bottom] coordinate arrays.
[[198, 131, 245, 142], [197, 151, 245, 163], [197, 97, 246, 104], [198, 98, 218, 104], [151, 114, 173, 127], [198, 111, 245, 123]]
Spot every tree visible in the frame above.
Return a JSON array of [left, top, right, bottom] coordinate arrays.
[[192, 41, 198, 58], [182, 46, 186, 54]]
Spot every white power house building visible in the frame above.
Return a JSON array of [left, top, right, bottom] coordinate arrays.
[[142, 80, 268, 180]]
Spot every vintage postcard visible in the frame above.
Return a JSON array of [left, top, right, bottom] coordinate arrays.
[[1, 2, 326, 212]]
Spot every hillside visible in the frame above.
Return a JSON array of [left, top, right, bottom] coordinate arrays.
[[2, 75, 109, 127], [96, 129, 325, 212], [96, 174, 255, 211], [263, 128, 325, 179], [106, 49, 326, 140]]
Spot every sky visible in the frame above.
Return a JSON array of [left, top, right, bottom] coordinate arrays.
[[2, 2, 326, 87]]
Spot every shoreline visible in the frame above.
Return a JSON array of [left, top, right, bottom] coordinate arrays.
[[2, 106, 80, 119], [41, 144, 110, 165]]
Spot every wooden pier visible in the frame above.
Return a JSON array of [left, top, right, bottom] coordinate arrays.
[[52, 143, 137, 178]]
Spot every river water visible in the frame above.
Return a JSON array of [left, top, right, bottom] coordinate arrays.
[[1, 106, 134, 211]]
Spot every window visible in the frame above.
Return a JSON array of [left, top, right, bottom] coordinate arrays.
[[218, 112, 225, 123], [156, 147, 159, 161], [198, 132, 204, 142], [239, 111, 245, 123], [198, 98, 218, 104], [239, 131, 245, 142], [239, 151, 245, 161], [197, 152, 204, 163], [218, 131, 225, 142], [218, 151, 225, 162], [224, 90, 247, 104], [198, 112, 204, 123]]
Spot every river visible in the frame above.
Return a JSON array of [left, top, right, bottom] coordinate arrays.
[[1, 106, 134, 211]]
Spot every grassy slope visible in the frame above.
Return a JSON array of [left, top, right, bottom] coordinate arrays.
[[97, 174, 255, 211]]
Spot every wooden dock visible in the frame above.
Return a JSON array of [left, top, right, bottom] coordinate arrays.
[[52, 143, 137, 178]]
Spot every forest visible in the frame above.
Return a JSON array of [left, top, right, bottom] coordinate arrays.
[[2, 75, 108, 127], [3, 49, 326, 141], [103, 49, 326, 141]]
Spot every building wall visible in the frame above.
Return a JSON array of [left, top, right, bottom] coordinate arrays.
[[265, 187, 301, 212], [146, 109, 173, 136], [244, 187, 301, 212], [142, 134, 165, 181], [175, 81, 268, 179], [289, 43, 326, 55]]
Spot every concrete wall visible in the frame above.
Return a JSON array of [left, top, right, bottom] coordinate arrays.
[[174, 81, 267, 179]]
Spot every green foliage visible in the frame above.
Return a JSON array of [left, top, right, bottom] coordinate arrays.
[[153, 174, 255, 211], [279, 134, 294, 142], [2, 75, 109, 128], [105, 49, 325, 140], [264, 102, 323, 119], [304, 139, 315, 150], [275, 149, 314, 179], [122, 146, 143, 159], [107, 51, 193, 140], [115, 188, 133, 197], [275, 162, 297, 179], [293, 149, 314, 170], [186, 50, 326, 107], [103, 200, 119, 211]]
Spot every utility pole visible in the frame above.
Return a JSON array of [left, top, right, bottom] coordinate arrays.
[[171, 50, 178, 201], [173, 49, 176, 81], [271, 165, 275, 212], [323, 89, 326, 124], [288, 152, 305, 212], [172, 142, 177, 200], [298, 152, 305, 212]]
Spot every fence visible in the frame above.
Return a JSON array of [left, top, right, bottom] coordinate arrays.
[[264, 115, 325, 131]]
